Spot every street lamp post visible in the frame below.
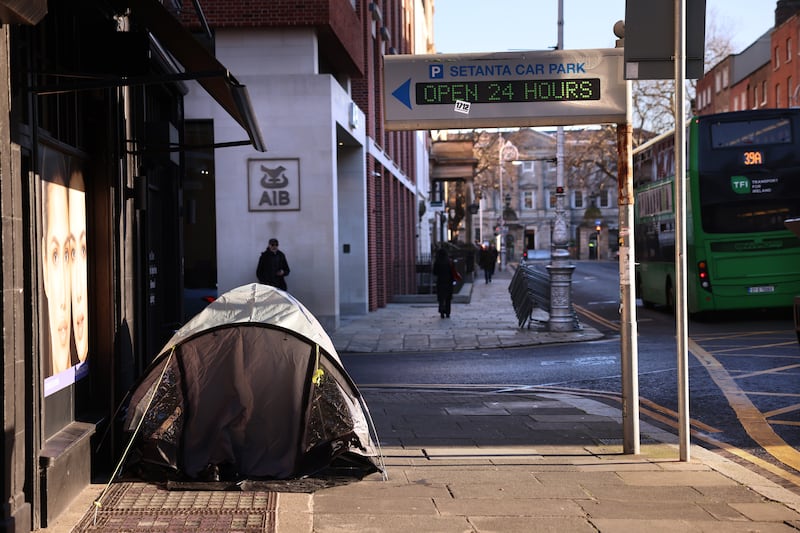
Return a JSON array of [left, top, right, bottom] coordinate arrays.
[[546, 0, 577, 333], [497, 135, 518, 271], [498, 136, 505, 270]]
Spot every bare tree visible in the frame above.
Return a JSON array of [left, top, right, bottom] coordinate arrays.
[[631, 8, 735, 135]]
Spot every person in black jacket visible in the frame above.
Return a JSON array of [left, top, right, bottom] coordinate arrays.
[[256, 238, 290, 290], [479, 243, 498, 284], [432, 248, 455, 318]]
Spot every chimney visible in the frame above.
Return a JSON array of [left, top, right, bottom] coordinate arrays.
[[776, 0, 800, 26]]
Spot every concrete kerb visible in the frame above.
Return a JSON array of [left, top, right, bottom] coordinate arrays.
[[559, 392, 800, 515]]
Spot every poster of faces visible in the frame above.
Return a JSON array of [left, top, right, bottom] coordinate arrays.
[[41, 146, 89, 396]]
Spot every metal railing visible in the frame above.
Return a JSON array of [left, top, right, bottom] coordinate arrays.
[[509, 264, 579, 330]]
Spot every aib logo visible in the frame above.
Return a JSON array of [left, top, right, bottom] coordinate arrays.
[[731, 176, 750, 194], [259, 164, 290, 206], [429, 64, 444, 79]]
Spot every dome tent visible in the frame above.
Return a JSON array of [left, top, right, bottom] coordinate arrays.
[[121, 283, 382, 481]]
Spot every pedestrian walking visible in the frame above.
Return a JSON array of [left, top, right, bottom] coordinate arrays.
[[256, 238, 290, 290], [433, 248, 457, 318], [479, 242, 498, 284]]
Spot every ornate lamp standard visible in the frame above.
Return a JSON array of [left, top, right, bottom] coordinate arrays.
[[497, 134, 518, 271], [546, 0, 576, 333]]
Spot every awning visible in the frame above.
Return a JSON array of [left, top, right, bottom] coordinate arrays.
[[0, 0, 47, 25], [134, 0, 266, 152]]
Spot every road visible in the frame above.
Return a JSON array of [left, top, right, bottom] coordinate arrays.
[[342, 260, 800, 490]]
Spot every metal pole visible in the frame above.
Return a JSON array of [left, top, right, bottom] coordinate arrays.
[[479, 190, 483, 243], [616, 22, 640, 454], [674, 0, 691, 462], [552, 0, 568, 262], [546, 0, 577, 332], [499, 133, 506, 271]]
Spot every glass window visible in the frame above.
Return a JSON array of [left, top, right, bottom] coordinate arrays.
[[788, 38, 793, 62], [709, 116, 792, 148], [548, 190, 557, 209], [573, 190, 583, 208], [522, 191, 534, 209], [599, 190, 610, 208]]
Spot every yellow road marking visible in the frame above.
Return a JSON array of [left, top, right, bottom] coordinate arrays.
[[763, 403, 800, 419], [573, 304, 618, 330], [707, 341, 799, 354], [690, 331, 788, 342], [690, 338, 800, 474], [692, 432, 800, 486], [746, 391, 800, 398], [733, 363, 800, 381]]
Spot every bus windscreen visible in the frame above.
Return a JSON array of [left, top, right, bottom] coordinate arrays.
[[710, 117, 792, 148]]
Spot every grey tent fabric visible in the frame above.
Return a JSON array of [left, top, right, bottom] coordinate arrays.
[[123, 284, 380, 481]]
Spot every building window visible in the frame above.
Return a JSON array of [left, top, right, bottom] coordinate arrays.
[[522, 161, 534, 172], [722, 67, 729, 88], [788, 38, 793, 62], [548, 190, 557, 209], [522, 190, 534, 209], [776, 83, 782, 107], [714, 71, 721, 93], [431, 180, 444, 205], [599, 190, 610, 208], [762, 81, 768, 105], [790, 76, 795, 106], [573, 190, 583, 208], [775, 46, 780, 69]]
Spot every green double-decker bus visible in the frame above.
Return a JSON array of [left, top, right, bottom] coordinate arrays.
[[633, 109, 800, 314]]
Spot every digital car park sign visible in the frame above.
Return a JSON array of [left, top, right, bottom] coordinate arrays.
[[383, 48, 626, 130]]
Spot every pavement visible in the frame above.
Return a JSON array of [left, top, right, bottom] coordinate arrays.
[[47, 264, 800, 532]]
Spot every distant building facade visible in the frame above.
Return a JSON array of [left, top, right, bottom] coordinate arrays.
[[696, 1, 800, 115]]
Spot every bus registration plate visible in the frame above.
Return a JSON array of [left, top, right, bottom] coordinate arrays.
[[748, 285, 775, 294]]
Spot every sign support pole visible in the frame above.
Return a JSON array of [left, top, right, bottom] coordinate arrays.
[[615, 24, 640, 455], [674, 0, 691, 461]]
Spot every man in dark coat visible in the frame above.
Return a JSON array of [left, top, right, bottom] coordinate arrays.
[[256, 238, 290, 290], [479, 243, 498, 284], [433, 248, 455, 318]]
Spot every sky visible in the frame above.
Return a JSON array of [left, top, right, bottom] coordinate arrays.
[[433, 0, 776, 57]]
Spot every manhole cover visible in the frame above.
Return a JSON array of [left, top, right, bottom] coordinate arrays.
[[73, 483, 277, 532]]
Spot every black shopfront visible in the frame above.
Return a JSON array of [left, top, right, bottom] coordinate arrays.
[[0, 1, 262, 530]]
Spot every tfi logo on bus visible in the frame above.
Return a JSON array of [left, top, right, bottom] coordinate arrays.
[[731, 176, 750, 194]]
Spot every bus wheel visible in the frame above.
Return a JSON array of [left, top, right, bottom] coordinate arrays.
[[665, 279, 675, 313]]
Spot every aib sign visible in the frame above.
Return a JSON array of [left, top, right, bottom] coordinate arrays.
[[248, 158, 300, 211]]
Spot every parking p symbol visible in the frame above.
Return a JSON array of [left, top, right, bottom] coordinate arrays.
[[429, 64, 444, 79]]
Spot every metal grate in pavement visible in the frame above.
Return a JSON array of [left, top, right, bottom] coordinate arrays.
[[73, 483, 277, 532]]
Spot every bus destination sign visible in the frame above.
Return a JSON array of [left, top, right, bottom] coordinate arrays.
[[384, 48, 626, 130]]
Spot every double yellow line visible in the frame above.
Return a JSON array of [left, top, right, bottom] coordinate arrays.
[[573, 304, 800, 486]]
